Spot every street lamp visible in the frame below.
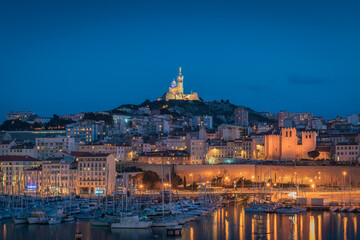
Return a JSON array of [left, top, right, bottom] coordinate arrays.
[[189, 173, 194, 191], [342, 171, 347, 204]]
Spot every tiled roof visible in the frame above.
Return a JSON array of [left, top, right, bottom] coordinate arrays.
[[336, 142, 360, 146], [0, 156, 39, 162], [70, 151, 110, 157], [139, 150, 189, 157], [315, 146, 332, 152]]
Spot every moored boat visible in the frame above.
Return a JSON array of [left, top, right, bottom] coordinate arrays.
[[111, 216, 152, 229], [48, 217, 62, 225], [14, 216, 28, 224], [28, 210, 48, 224]]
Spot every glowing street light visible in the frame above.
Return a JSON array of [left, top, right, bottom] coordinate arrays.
[[189, 173, 194, 191]]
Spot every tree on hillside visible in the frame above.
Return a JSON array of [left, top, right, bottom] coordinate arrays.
[[31, 122, 43, 130], [142, 171, 161, 190], [308, 151, 320, 160], [0, 120, 31, 131], [84, 112, 113, 125], [45, 114, 74, 129]]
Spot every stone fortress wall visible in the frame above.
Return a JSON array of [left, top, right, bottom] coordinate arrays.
[[124, 163, 360, 187]]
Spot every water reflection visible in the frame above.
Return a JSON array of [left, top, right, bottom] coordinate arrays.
[[344, 216, 347, 240], [239, 207, 245, 240], [318, 214, 322, 240], [1, 205, 360, 240], [354, 216, 357, 236]]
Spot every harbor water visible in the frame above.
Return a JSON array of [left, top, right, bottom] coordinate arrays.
[[1, 203, 359, 240]]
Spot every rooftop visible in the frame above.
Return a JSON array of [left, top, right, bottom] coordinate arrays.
[[70, 151, 111, 158], [139, 150, 189, 157], [0, 156, 39, 162], [336, 142, 360, 146]]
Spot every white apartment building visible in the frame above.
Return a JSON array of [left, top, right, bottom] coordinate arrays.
[[0, 156, 41, 195], [66, 121, 105, 143], [0, 141, 16, 156], [76, 153, 116, 195], [61, 113, 85, 122], [6, 111, 35, 121], [216, 124, 249, 141], [9, 143, 37, 158], [165, 136, 187, 150], [187, 139, 206, 164], [335, 143, 360, 162], [192, 115, 213, 129], [40, 158, 77, 195], [36, 137, 76, 160], [78, 143, 132, 162]]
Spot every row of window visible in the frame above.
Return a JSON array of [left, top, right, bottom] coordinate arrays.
[[79, 172, 106, 176], [79, 177, 106, 181], [337, 152, 358, 155], [79, 162, 106, 167], [79, 181, 105, 186], [337, 146, 359, 150]]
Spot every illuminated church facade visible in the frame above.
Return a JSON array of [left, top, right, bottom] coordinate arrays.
[[161, 68, 200, 101]]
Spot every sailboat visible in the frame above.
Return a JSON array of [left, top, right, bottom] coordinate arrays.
[[91, 165, 115, 226], [91, 213, 115, 226], [48, 216, 62, 224], [28, 210, 48, 224], [14, 195, 28, 224], [111, 215, 152, 229], [151, 165, 179, 227], [63, 215, 75, 222]]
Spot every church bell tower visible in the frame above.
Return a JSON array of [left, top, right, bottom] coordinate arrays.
[[177, 67, 184, 95]]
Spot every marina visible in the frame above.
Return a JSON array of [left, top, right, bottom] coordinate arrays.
[[1, 202, 360, 240]]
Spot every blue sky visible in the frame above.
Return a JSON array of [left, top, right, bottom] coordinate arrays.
[[0, 0, 359, 121]]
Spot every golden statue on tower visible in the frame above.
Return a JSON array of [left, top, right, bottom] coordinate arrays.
[[161, 67, 200, 101]]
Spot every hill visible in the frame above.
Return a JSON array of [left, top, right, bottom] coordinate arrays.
[[111, 100, 276, 127]]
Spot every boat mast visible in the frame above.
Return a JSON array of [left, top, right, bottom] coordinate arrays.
[[161, 164, 164, 218], [105, 163, 109, 214], [169, 165, 172, 213]]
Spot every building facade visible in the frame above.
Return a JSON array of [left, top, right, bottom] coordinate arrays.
[[66, 121, 105, 143], [76, 154, 116, 195], [6, 111, 35, 121], [9, 143, 37, 158], [192, 115, 213, 129], [335, 143, 360, 162], [0, 156, 41, 194], [138, 150, 190, 164], [36, 137, 76, 160], [234, 107, 249, 126], [161, 68, 200, 101], [265, 128, 317, 160], [217, 124, 249, 141]]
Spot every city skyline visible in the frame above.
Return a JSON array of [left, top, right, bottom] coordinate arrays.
[[1, 1, 360, 239], [1, 1, 360, 120]]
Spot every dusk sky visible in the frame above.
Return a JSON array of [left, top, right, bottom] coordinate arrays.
[[1, 0, 359, 121]]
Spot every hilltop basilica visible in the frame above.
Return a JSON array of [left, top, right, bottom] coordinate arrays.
[[160, 68, 200, 101]]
